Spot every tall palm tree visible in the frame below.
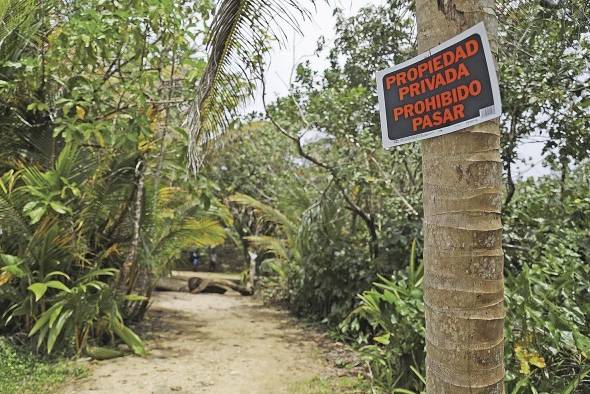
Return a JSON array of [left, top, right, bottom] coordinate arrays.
[[186, 0, 313, 172], [415, 0, 505, 392]]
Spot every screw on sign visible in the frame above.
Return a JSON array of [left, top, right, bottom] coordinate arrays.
[[376, 22, 502, 148]]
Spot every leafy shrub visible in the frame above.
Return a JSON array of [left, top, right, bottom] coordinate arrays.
[[289, 185, 419, 324], [0, 160, 146, 356], [341, 168, 590, 393], [502, 165, 590, 392], [504, 239, 590, 391], [340, 241, 425, 393]]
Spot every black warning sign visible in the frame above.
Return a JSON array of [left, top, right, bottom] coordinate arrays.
[[376, 22, 502, 148]]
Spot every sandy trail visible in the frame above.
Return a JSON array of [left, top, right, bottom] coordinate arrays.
[[64, 276, 329, 394]]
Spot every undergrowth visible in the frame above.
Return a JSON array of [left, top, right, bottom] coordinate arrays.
[[288, 376, 370, 394], [0, 337, 87, 394]]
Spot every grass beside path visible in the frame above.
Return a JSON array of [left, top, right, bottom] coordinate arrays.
[[289, 376, 370, 394], [0, 337, 87, 394]]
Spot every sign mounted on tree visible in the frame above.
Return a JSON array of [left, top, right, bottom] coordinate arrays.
[[376, 22, 502, 148]]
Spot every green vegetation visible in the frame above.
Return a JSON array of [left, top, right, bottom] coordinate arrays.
[[337, 166, 590, 393], [1, 0, 589, 393], [204, 1, 590, 393], [288, 376, 369, 394], [0, 0, 231, 357], [0, 338, 86, 394]]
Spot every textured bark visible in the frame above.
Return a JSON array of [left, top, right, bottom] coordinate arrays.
[[156, 276, 252, 296], [416, 0, 505, 392], [248, 250, 257, 292], [188, 277, 253, 296], [119, 159, 145, 292], [155, 277, 189, 292]]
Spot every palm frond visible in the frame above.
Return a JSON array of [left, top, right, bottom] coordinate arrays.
[[185, 0, 313, 172], [26, 217, 78, 272], [179, 218, 227, 248], [153, 217, 226, 254], [0, 0, 35, 48], [205, 200, 234, 227], [244, 235, 288, 261], [228, 193, 297, 234], [157, 187, 181, 207], [0, 179, 32, 239], [151, 217, 224, 274]]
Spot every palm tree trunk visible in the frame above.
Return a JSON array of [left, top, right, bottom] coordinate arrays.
[[416, 0, 505, 392]]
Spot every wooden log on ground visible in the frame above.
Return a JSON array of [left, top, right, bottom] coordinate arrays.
[[155, 277, 188, 292], [188, 277, 253, 296], [188, 277, 228, 294]]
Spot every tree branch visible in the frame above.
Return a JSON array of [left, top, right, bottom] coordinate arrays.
[[260, 74, 379, 257]]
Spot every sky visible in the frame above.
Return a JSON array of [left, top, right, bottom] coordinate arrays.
[[249, 0, 550, 178], [249, 0, 384, 110]]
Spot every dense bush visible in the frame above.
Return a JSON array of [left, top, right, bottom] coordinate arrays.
[[0, 0, 226, 356], [338, 167, 590, 393], [502, 164, 590, 391], [291, 189, 385, 323], [340, 241, 425, 392]]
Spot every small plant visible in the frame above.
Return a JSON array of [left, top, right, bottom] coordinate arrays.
[[341, 240, 425, 393], [3, 266, 145, 356]]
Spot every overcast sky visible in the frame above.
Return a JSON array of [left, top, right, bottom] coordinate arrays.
[[249, 0, 550, 178], [248, 0, 384, 109]]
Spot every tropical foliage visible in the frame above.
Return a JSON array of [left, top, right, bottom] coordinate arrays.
[[203, 0, 590, 393], [0, 0, 589, 393], [0, 0, 267, 357]]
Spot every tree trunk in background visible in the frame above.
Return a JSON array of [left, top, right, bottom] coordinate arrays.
[[120, 158, 145, 293], [416, 0, 505, 392], [248, 250, 257, 292]]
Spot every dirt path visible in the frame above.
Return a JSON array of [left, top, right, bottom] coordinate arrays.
[[64, 277, 332, 394]]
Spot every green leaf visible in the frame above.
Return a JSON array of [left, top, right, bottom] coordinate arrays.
[[410, 365, 426, 385], [113, 322, 146, 356], [44, 271, 71, 281], [79, 268, 118, 281], [47, 309, 73, 353], [511, 377, 530, 394], [373, 332, 390, 345], [1, 264, 25, 278], [48, 304, 64, 328], [22, 201, 37, 211], [561, 367, 590, 394], [27, 206, 46, 224], [49, 201, 70, 214], [124, 294, 148, 302], [573, 329, 590, 357], [28, 303, 62, 336], [46, 280, 71, 293], [28, 283, 48, 302], [36, 326, 48, 350], [0, 254, 23, 266]]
